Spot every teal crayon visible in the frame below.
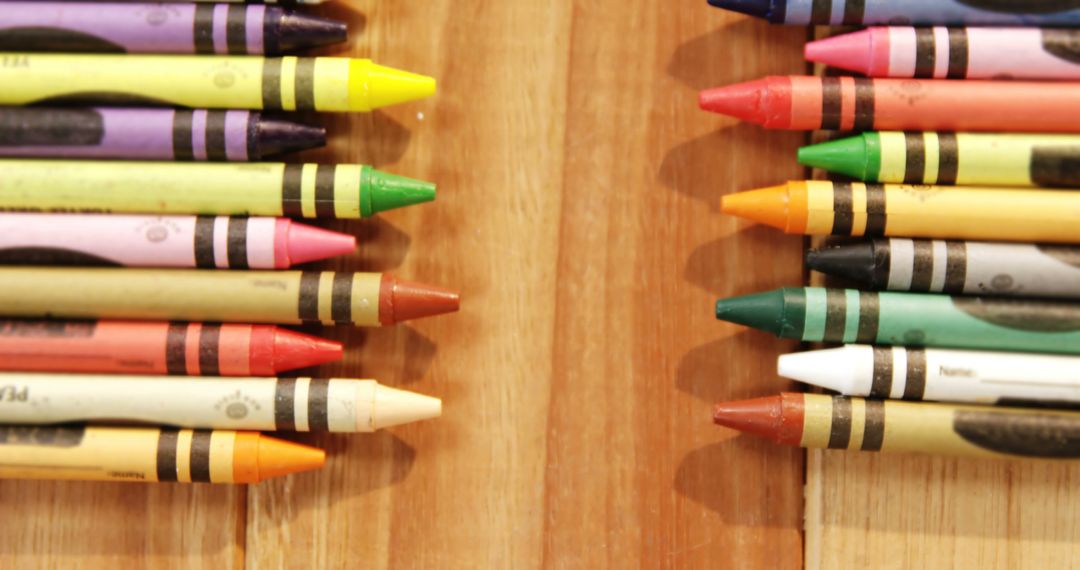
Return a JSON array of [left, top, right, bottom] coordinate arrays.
[[716, 287, 1080, 355]]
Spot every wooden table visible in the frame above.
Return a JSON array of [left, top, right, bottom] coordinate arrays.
[[6, 2, 1073, 569]]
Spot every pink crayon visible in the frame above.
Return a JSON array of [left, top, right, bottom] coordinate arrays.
[[0, 214, 355, 269], [807, 28, 1080, 81]]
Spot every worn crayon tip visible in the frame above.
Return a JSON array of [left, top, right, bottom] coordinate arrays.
[[797, 136, 873, 181], [713, 396, 785, 439], [699, 79, 769, 123], [277, 12, 349, 53], [282, 220, 356, 267], [256, 117, 327, 157], [705, 0, 771, 18], [362, 168, 436, 216], [255, 434, 326, 481], [271, 327, 343, 372], [805, 242, 878, 285], [804, 30, 873, 75], [380, 274, 460, 325], [372, 385, 443, 430]]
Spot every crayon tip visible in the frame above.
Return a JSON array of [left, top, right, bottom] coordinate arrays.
[[713, 396, 784, 439], [372, 385, 442, 430], [804, 30, 873, 75], [805, 242, 878, 285], [350, 60, 437, 111], [255, 117, 327, 157], [720, 185, 791, 231], [271, 327, 343, 372], [361, 168, 436, 216], [715, 289, 789, 336], [705, 0, 771, 18], [277, 12, 349, 52], [281, 220, 356, 267], [797, 136, 872, 181], [380, 274, 460, 325], [699, 79, 769, 124], [777, 349, 855, 393], [256, 434, 326, 481]]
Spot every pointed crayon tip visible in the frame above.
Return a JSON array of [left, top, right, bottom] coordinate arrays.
[[372, 385, 442, 430], [720, 185, 791, 231], [380, 274, 460, 325], [699, 79, 769, 124], [798, 135, 873, 181], [256, 434, 326, 480], [270, 327, 343, 372], [255, 116, 326, 158], [804, 30, 873, 75], [351, 60, 437, 111], [282, 220, 356, 267], [713, 396, 785, 439], [715, 289, 792, 337], [705, 0, 772, 18], [361, 168, 436, 217]]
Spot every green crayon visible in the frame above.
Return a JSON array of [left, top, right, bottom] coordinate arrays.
[[716, 287, 1080, 355], [798, 132, 1080, 188], [0, 160, 433, 218]]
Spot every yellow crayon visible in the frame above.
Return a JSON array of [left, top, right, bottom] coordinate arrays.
[[0, 53, 436, 112]]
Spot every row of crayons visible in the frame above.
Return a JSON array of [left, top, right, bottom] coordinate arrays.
[[0, 1, 457, 484], [708, 4, 1080, 461]]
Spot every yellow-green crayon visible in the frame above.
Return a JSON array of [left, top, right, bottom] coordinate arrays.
[[799, 132, 1080, 188], [0, 53, 435, 112], [715, 393, 1080, 460], [0, 159, 434, 218]]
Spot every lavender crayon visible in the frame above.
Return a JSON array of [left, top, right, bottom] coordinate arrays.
[[0, 2, 346, 55], [0, 107, 325, 161]]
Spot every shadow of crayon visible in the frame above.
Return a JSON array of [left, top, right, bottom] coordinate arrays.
[[683, 226, 802, 296], [294, 110, 413, 167], [676, 331, 799, 405], [667, 19, 809, 90]]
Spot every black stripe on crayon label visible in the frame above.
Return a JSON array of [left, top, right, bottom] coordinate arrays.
[[295, 58, 317, 111], [842, 0, 866, 25], [1030, 146, 1080, 187], [165, 323, 188, 375], [205, 111, 228, 161], [226, 217, 249, 269], [261, 58, 283, 110], [308, 378, 330, 431], [315, 165, 336, 218], [189, 430, 213, 483], [943, 241, 968, 294], [853, 79, 875, 132], [226, 5, 248, 56], [861, 400, 886, 451], [820, 77, 842, 131], [937, 133, 959, 185], [193, 215, 216, 268], [244, 112, 257, 160], [913, 28, 936, 78], [856, 291, 880, 343], [828, 396, 853, 449], [0, 108, 104, 147], [298, 271, 321, 324], [831, 182, 854, 235], [903, 348, 927, 400], [823, 288, 847, 343], [903, 133, 926, 184], [281, 164, 303, 217], [274, 378, 297, 431], [870, 347, 893, 399], [947, 28, 969, 79], [864, 184, 887, 237], [910, 239, 934, 292], [156, 428, 180, 482], [811, 0, 832, 25], [331, 272, 354, 324], [198, 323, 221, 376], [172, 110, 195, 161], [193, 5, 215, 55]]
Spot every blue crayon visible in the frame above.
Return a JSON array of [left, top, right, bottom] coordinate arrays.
[[709, 0, 1080, 26]]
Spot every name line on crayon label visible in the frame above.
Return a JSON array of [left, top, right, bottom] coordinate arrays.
[[938, 366, 976, 378]]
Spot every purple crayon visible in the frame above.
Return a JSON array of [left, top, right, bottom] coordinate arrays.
[[0, 107, 325, 161], [0, 2, 346, 55], [808, 28, 1080, 80]]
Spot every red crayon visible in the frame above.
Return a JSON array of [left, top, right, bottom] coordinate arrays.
[[699, 76, 1080, 132], [0, 319, 341, 376]]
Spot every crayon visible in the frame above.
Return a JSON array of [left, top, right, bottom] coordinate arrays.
[[0, 53, 435, 112], [721, 181, 1080, 243], [807, 239, 1080, 299], [0, 107, 325, 161], [0, 268, 460, 327], [22, 0, 328, 4], [707, 0, 1080, 26], [0, 319, 342, 376], [0, 2, 346, 55], [715, 287, 1080, 354], [714, 393, 1080, 460], [779, 345, 1080, 405], [0, 214, 355, 269], [0, 160, 435, 219], [0, 424, 324, 483], [699, 76, 1080, 132], [0, 374, 441, 433], [798, 132, 1080, 188], [806, 28, 1080, 81]]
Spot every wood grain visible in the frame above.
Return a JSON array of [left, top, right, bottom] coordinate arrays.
[[0, 3, 809, 568]]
